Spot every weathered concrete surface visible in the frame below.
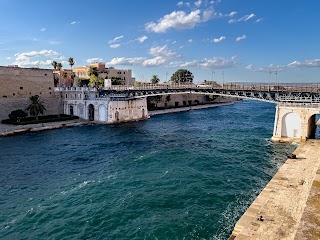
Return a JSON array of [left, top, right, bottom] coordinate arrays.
[[294, 159, 320, 240], [230, 140, 320, 240], [0, 119, 88, 137]]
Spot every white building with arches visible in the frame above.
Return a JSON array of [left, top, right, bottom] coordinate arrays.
[[272, 104, 320, 141], [58, 87, 148, 124]]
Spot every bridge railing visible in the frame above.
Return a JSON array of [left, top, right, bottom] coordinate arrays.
[[106, 83, 320, 93]]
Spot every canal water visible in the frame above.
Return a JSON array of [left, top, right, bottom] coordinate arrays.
[[0, 101, 296, 240]]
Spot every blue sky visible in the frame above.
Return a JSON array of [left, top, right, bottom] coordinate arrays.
[[1, 0, 320, 83]]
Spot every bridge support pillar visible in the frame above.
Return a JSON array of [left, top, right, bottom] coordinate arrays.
[[272, 105, 320, 142]]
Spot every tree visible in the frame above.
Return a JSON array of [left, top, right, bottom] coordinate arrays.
[[70, 72, 76, 86], [26, 95, 46, 121], [170, 69, 194, 83], [51, 61, 57, 70], [150, 75, 160, 84], [111, 76, 121, 85], [8, 109, 27, 122], [57, 62, 63, 70], [68, 57, 75, 71], [62, 71, 68, 86], [89, 75, 104, 88], [134, 81, 141, 87], [57, 63, 63, 86], [88, 66, 98, 77], [68, 57, 75, 86], [53, 76, 59, 87]]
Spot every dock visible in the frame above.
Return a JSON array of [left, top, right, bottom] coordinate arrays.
[[229, 140, 320, 240]]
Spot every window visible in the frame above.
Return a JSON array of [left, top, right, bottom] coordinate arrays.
[[65, 94, 68, 98], [45, 73, 47, 76], [49, 87, 51, 90], [20, 87, 23, 90], [2, 95, 7, 98], [13, 93, 15, 96]]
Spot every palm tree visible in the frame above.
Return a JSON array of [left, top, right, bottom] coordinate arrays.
[[62, 71, 68, 86], [68, 57, 75, 69], [70, 72, 76, 86], [51, 61, 57, 70], [88, 66, 98, 77], [57, 63, 63, 86], [150, 75, 160, 84], [51, 61, 58, 86], [26, 95, 46, 121]]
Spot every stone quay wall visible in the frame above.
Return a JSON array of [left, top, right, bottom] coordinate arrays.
[[0, 66, 63, 120]]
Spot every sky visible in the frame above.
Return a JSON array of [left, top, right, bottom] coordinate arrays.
[[1, 0, 320, 83]]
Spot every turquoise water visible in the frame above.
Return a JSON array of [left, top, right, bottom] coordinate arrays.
[[0, 101, 296, 240]]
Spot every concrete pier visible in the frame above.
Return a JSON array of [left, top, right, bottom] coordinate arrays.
[[229, 140, 320, 240]]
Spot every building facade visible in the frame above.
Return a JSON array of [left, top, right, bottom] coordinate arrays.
[[0, 65, 63, 120], [73, 62, 135, 85], [58, 87, 148, 123]]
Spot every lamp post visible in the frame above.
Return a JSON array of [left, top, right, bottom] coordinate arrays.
[[166, 72, 168, 82], [275, 71, 278, 86], [268, 69, 271, 91], [212, 70, 215, 82], [222, 71, 224, 87]]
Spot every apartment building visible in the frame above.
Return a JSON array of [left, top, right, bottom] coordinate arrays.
[[73, 62, 135, 85]]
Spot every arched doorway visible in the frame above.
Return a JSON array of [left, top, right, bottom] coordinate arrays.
[[88, 104, 94, 121], [307, 114, 320, 139], [281, 112, 301, 138], [99, 105, 106, 122], [115, 111, 119, 122], [69, 105, 74, 115]]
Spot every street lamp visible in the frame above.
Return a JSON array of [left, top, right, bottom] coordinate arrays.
[[212, 70, 215, 82], [222, 71, 224, 87]]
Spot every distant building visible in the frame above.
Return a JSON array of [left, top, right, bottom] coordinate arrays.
[[53, 69, 73, 87], [73, 62, 135, 85]]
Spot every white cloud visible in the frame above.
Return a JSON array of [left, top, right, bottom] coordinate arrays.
[[195, 0, 202, 7], [188, 39, 193, 43], [151, 45, 180, 57], [177, 1, 184, 6], [110, 44, 121, 49], [86, 58, 103, 64], [41, 28, 46, 32], [107, 45, 180, 68], [288, 59, 320, 68], [108, 36, 124, 44], [145, 10, 201, 33], [178, 56, 237, 69], [235, 35, 247, 42], [13, 49, 65, 68], [71, 21, 80, 25], [229, 13, 256, 23], [107, 57, 145, 66], [256, 18, 263, 23], [202, 9, 215, 22], [6, 57, 11, 60], [137, 35, 148, 43], [172, 41, 177, 44], [177, 1, 191, 7], [227, 11, 237, 17], [212, 36, 226, 43]]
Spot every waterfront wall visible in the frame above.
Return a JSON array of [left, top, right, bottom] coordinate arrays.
[[0, 66, 63, 120]]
